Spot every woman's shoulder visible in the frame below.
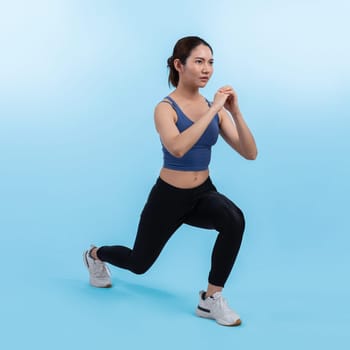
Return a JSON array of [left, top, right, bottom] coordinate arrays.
[[155, 97, 174, 110], [154, 96, 177, 119], [154, 100, 178, 127]]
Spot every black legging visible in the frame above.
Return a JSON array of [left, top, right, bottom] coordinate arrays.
[[97, 177, 245, 287]]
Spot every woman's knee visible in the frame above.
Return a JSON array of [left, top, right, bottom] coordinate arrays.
[[218, 202, 245, 235], [234, 206, 245, 233], [129, 257, 154, 275], [130, 263, 149, 275]]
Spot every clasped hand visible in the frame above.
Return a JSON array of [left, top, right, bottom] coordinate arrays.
[[213, 86, 239, 113]]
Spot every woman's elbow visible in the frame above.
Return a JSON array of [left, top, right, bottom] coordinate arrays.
[[171, 149, 185, 158], [244, 150, 258, 160], [166, 144, 185, 158]]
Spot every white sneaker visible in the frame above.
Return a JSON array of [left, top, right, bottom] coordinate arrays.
[[83, 245, 112, 288], [196, 290, 241, 326]]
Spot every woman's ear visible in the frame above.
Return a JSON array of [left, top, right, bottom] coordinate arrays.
[[173, 58, 183, 73]]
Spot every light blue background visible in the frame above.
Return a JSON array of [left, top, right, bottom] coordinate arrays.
[[1, 0, 349, 349]]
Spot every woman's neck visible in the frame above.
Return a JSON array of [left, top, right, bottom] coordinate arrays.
[[172, 84, 201, 101]]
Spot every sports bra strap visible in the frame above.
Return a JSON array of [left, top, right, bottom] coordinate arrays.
[[163, 96, 212, 108], [160, 97, 176, 110]]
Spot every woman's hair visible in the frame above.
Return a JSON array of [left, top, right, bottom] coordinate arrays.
[[167, 36, 213, 87]]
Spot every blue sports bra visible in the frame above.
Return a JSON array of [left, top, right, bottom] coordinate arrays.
[[161, 96, 220, 171]]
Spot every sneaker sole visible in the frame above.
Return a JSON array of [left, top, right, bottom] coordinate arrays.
[[196, 308, 242, 327], [83, 251, 112, 288], [90, 281, 112, 288]]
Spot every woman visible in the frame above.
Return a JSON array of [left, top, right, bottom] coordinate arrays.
[[83, 36, 257, 327]]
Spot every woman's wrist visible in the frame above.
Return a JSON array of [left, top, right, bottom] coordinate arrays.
[[210, 103, 223, 114], [229, 106, 241, 119]]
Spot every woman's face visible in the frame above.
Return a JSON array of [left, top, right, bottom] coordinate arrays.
[[178, 44, 214, 88]]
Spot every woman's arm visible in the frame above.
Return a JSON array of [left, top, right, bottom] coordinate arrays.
[[154, 92, 228, 158], [218, 86, 258, 160]]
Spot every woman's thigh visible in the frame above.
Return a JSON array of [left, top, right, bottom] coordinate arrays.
[[184, 191, 244, 230], [130, 181, 190, 268]]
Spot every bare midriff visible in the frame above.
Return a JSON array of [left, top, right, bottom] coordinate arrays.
[[159, 168, 209, 189]]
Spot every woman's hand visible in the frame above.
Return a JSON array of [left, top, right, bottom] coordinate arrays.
[[212, 89, 230, 111], [218, 86, 240, 114]]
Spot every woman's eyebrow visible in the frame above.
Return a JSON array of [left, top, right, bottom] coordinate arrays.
[[194, 56, 214, 61]]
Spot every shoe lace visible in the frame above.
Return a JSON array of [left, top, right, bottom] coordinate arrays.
[[212, 293, 235, 315], [217, 294, 229, 310]]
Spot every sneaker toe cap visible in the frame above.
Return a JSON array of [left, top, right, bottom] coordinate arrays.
[[217, 312, 241, 326], [90, 278, 112, 288]]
